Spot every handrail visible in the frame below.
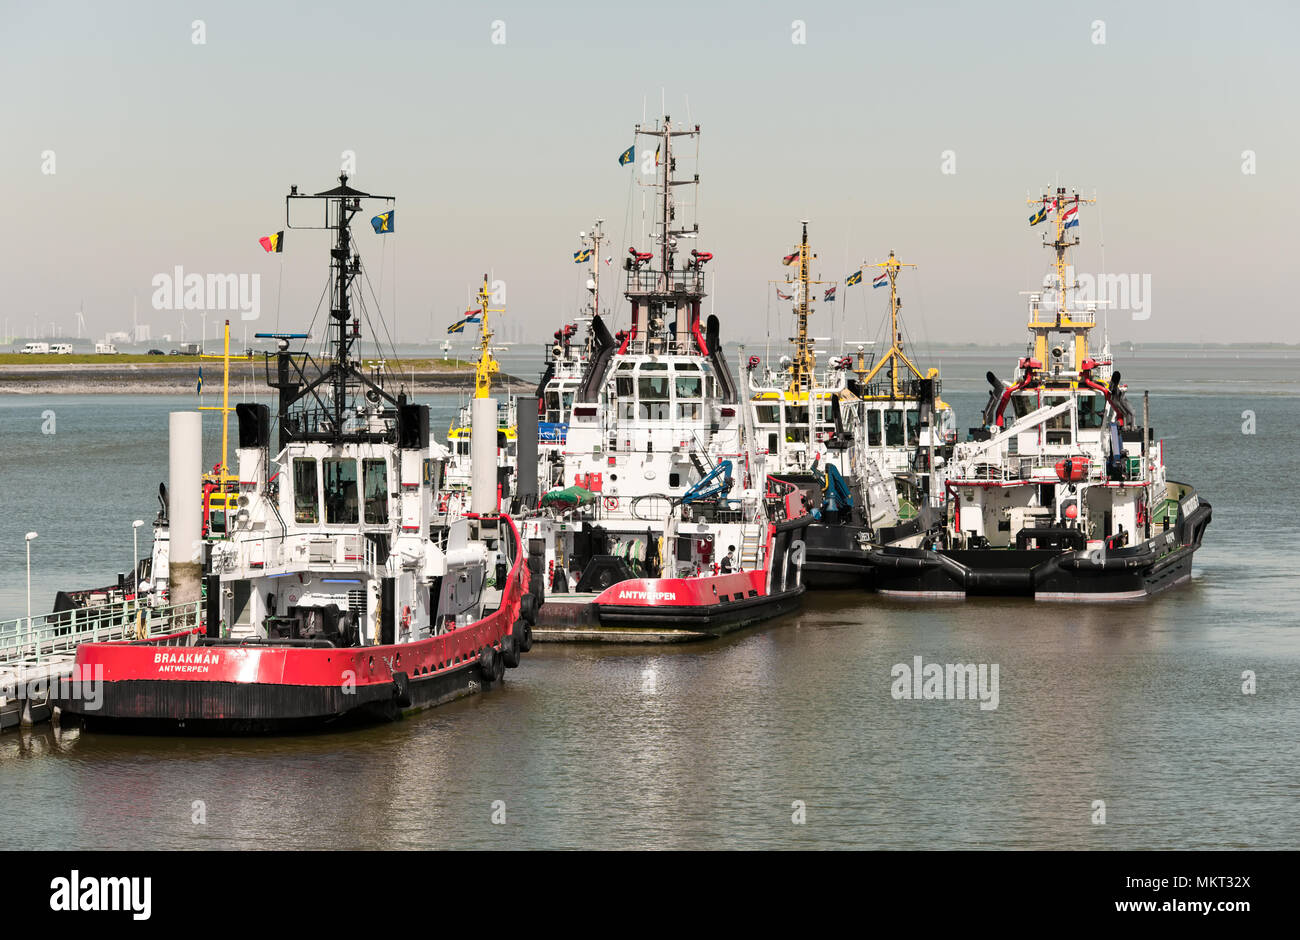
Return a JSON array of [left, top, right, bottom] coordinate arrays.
[[0, 600, 203, 666]]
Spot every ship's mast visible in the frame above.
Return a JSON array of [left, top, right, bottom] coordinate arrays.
[[1027, 187, 1096, 374], [265, 174, 401, 449], [775, 221, 832, 395], [473, 273, 503, 398], [859, 251, 921, 398], [625, 116, 707, 354], [581, 219, 607, 318]]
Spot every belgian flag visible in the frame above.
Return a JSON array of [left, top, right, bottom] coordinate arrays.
[[259, 231, 284, 253]]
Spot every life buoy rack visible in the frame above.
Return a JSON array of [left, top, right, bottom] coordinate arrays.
[[603, 496, 619, 511], [400, 605, 412, 629], [437, 492, 450, 512]]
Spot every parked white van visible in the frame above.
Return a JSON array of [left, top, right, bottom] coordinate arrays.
[[94, 342, 118, 354], [20, 342, 50, 354], [50, 343, 74, 354]]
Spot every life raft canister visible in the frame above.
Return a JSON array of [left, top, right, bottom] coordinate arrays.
[[1055, 457, 1090, 482]]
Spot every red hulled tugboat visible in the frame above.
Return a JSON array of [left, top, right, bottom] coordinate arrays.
[[58, 175, 533, 732]]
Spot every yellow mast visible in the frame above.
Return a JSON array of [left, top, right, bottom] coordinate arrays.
[[198, 320, 251, 482], [472, 273, 503, 399], [1026, 187, 1096, 375], [858, 251, 922, 398], [774, 221, 832, 396]]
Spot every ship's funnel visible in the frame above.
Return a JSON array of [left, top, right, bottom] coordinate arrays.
[[471, 397, 498, 515], [168, 411, 203, 607]]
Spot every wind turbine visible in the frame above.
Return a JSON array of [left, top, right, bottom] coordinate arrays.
[[75, 304, 86, 339]]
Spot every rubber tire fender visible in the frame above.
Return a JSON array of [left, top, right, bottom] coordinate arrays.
[[502, 633, 521, 668], [515, 618, 533, 653], [478, 646, 498, 684]]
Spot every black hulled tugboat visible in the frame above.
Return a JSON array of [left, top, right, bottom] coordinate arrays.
[[863, 188, 1211, 599]]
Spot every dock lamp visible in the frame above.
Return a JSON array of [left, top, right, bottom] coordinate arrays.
[[132, 520, 145, 598], [25, 531, 38, 625]]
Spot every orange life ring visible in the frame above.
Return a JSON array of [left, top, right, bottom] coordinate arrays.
[[401, 605, 412, 629], [437, 493, 450, 512]]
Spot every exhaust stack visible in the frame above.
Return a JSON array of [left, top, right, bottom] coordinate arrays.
[[168, 411, 203, 607]]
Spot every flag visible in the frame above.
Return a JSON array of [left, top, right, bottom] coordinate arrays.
[[776, 289, 792, 301], [259, 231, 284, 253], [1029, 206, 1048, 226], [824, 286, 837, 302], [370, 210, 395, 234], [782, 251, 800, 266], [196, 366, 203, 394], [447, 310, 482, 334], [1064, 217, 1079, 230], [618, 145, 634, 166], [845, 269, 862, 287], [574, 248, 593, 263], [1062, 204, 1079, 229], [872, 272, 888, 288], [654, 144, 661, 167]]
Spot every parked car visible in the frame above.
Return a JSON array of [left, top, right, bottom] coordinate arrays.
[[147, 349, 165, 355]]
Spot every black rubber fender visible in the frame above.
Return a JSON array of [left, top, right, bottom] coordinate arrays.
[[515, 618, 533, 653], [519, 592, 539, 626], [478, 646, 497, 684], [501, 633, 521, 669]]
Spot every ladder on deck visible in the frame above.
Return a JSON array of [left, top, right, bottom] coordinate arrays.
[[739, 525, 763, 568]]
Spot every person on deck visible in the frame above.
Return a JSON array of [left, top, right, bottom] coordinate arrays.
[[720, 545, 736, 574]]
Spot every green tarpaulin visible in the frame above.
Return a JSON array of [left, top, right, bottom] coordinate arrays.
[[539, 485, 596, 508]]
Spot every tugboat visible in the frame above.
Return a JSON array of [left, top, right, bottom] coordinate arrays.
[[745, 223, 954, 588], [58, 175, 532, 732], [531, 220, 605, 494], [862, 188, 1211, 599], [523, 116, 810, 640]]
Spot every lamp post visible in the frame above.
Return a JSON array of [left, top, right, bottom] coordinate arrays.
[[25, 531, 38, 629], [132, 520, 145, 597]]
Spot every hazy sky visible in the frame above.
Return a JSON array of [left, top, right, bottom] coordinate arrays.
[[2, 0, 1295, 350]]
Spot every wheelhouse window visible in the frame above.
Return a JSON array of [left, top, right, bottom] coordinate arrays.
[[293, 457, 319, 524], [755, 404, 780, 425], [362, 458, 388, 525], [323, 458, 359, 525], [1044, 394, 1072, 445], [1077, 392, 1106, 429], [884, 410, 905, 447], [1012, 391, 1039, 419], [638, 373, 670, 420], [785, 405, 809, 425], [675, 375, 702, 399], [677, 402, 701, 420], [906, 408, 920, 445], [867, 411, 882, 447]]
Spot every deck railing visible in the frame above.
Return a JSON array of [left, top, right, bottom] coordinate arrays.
[[0, 600, 203, 666]]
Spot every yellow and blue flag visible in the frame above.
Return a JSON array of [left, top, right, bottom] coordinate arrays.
[[1029, 205, 1048, 226], [574, 248, 593, 263], [845, 269, 862, 287], [371, 210, 395, 234], [618, 145, 634, 166], [196, 366, 203, 395]]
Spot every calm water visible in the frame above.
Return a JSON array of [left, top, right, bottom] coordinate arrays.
[[1, 350, 1297, 849]]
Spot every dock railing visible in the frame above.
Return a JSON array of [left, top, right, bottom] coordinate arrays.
[[0, 600, 203, 666]]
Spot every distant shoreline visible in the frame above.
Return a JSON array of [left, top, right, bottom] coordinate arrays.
[[0, 361, 527, 395]]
